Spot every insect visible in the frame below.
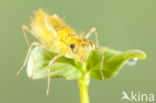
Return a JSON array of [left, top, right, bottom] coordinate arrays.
[[16, 9, 102, 95]]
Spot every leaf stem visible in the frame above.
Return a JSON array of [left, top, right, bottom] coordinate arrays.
[[78, 73, 90, 103]]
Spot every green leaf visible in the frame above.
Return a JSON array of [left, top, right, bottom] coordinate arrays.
[[26, 46, 146, 81], [89, 47, 146, 80], [27, 46, 82, 80]]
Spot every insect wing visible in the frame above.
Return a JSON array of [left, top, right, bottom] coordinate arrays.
[[30, 10, 59, 46]]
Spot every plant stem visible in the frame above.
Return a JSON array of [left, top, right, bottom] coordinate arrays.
[[79, 81, 89, 103], [78, 73, 90, 103]]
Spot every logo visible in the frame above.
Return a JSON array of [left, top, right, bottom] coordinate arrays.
[[121, 91, 155, 102]]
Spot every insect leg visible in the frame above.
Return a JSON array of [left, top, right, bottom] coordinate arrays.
[[46, 54, 63, 95], [22, 25, 37, 77], [100, 50, 105, 80], [22, 25, 31, 46], [85, 27, 99, 46], [16, 42, 48, 76]]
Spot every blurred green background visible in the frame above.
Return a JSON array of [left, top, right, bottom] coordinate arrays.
[[0, 0, 155, 103]]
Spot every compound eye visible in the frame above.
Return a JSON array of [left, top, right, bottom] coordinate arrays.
[[70, 43, 75, 49], [70, 43, 78, 53]]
